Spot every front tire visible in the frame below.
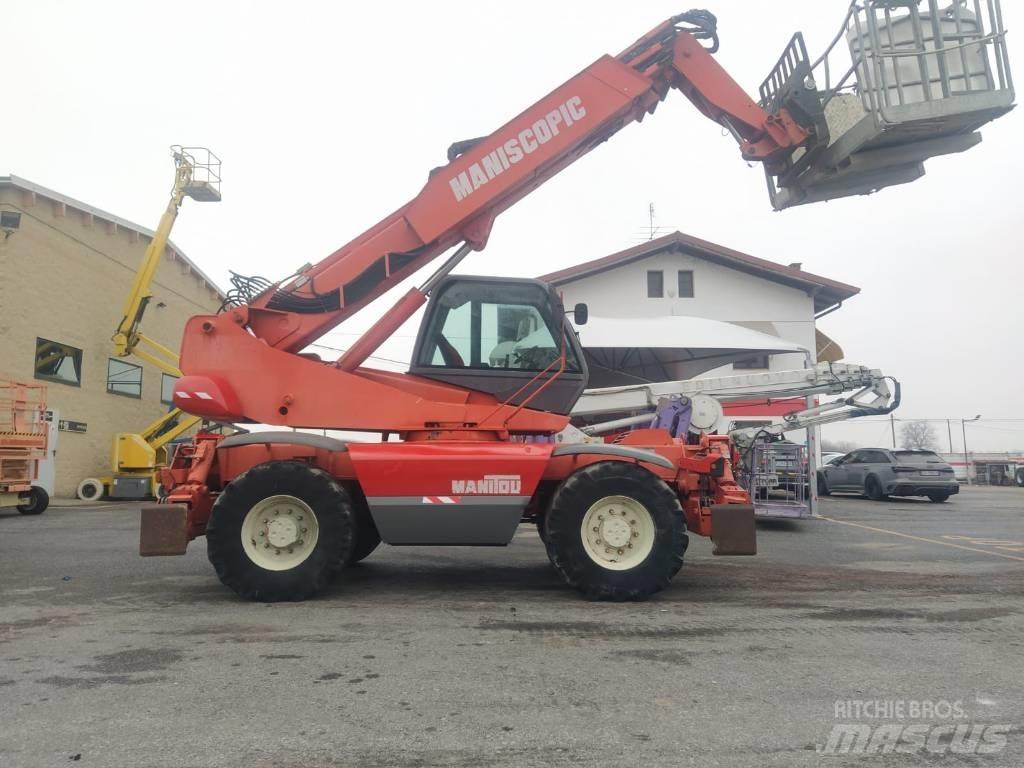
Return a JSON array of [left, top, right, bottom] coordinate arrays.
[[544, 462, 687, 601], [17, 487, 49, 515], [927, 493, 950, 503], [865, 475, 888, 501], [817, 474, 831, 497], [206, 461, 355, 601]]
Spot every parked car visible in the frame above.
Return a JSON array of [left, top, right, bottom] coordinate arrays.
[[817, 448, 959, 502], [821, 452, 845, 467]]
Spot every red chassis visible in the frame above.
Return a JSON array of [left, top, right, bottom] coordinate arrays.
[[158, 431, 750, 546]]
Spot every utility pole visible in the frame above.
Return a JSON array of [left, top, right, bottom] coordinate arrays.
[[946, 419, 953, 453], [961, 415, 981, 485], [890, 413, 896, 448], [648, 203, 656, 241]]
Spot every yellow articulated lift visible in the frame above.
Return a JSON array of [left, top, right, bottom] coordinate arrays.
[[76, 147, 221, 501]]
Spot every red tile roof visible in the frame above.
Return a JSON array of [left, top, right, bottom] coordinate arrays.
[[539, 231, 859, 313]]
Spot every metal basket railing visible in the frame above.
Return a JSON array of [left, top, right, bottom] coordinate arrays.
[[172, 145, 222, 202], [810, 0, 1013, 116]]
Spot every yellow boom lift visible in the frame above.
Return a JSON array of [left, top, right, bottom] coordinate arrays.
[[76, 147, 220, 501]]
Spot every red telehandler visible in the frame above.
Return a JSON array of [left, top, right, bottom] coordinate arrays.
[[143, 7, 1013, 601]]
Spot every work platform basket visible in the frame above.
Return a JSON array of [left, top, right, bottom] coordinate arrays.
[[173, 146, 222, 203], [763, 0, 1014, 210]]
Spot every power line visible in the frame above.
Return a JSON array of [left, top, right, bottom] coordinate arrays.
[[306, 341, 407, 368]]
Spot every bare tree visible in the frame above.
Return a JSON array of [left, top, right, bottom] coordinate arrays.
[[900, 421, 937, 451], [821, 439, 858, 453]]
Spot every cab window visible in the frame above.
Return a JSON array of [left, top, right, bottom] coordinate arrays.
[[417, 281, 580, 372]]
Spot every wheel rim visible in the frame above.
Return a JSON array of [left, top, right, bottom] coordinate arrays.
[[240, 495, 319, 571], [580, 495, 655, 571]]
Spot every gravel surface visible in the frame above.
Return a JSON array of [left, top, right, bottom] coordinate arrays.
[[2, 488, 1022, 767]]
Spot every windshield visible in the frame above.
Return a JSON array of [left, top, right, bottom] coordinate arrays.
[[893, 451, 945, 463]]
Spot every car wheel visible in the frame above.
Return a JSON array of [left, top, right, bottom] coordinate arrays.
[[17, 487, 49, 515], [927, 493, 950, 503], [817, 475, 830, 497], [865, 475, 887, 501]]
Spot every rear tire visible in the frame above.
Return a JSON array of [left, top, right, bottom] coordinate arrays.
[[927, 493, 950, 503], [206, 461, 355, 601], [17, 487, 48, 515], [535, 516, 548, 544], [544, 462, 687, 601], [817, 475, 831, 497], [350, 497, 381, 564], [865, 475, 888, 501]]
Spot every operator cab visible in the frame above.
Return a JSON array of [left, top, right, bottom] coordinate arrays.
[[410, 276, 588, 416]]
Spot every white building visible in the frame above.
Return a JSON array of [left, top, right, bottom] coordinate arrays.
[[540, 231, 858, 381], [541, 231, 860, 511]]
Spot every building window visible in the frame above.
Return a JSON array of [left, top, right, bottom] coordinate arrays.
[[107, 358, 143, 398], [161, 373, 178, 405], [677, 270, 694, 298], [1, 211, 21, 229], [646, 270, 664, 298], [34, 337, 83, 387], [734, 354, 770, 370]]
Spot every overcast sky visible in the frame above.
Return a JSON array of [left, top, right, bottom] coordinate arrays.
[[4, 1, 1021, 452]]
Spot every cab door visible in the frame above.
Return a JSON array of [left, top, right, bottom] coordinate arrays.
[[409, 276, 588, 415]]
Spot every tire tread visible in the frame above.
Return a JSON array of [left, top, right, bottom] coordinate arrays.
[[544, 462, 687, 602]]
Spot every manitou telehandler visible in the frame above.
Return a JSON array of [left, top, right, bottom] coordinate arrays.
[[142, 5, 1013, 601]]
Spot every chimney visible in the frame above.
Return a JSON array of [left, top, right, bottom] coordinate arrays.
[[788, 262, 803, 270]]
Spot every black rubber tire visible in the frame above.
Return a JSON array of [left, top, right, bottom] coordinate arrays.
[[544, 462, 687, 602], [17, 487, 49, 515], [350, 501, 382, 563], [817, 474, 831, 497], [206, 461, 355, 602], [927, 493, 950, 503], [865, 475, 887, 501]]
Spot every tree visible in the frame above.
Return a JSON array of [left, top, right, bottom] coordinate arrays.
[[900, 421, 937, 451], [821, 439, 858, 454]]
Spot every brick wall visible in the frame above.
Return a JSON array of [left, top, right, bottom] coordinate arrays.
[[0, 186, 221, 497]]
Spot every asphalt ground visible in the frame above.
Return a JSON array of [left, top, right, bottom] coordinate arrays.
[[1, 487, 1022, 767]]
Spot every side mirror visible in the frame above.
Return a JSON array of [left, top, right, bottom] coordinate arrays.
[[573, 303, 588, 326]]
